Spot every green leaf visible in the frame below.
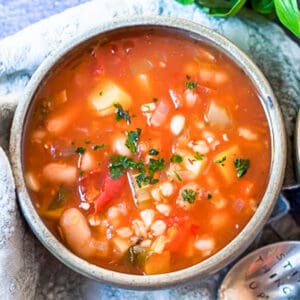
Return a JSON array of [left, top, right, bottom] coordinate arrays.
[[114, 103, 132, 124], [274, 0, 300, 37], [170, 154, 183, 163], [125, 128, 141, 153], [251, 0, 275, 15], [234, 158, 250, 178], [175, 0, 195, 4], [182, 189, 197, 204], [195, 0, 247, 17]]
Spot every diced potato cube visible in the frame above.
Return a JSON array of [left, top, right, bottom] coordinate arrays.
[[214, 145, 240, 185], [89, 79, 132, 116], [144, 251, 171, 275]]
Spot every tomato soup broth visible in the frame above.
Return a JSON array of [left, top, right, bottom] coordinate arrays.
[[23, 29, 271, 275]]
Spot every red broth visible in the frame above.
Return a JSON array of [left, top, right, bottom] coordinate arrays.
[[23, 29, 270, 275]]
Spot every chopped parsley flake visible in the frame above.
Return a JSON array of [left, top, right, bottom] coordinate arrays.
[[92, 144, 106, 150], [173, 170, 182, 181], [185, 80, 197, 89], [171, 154, 183, 163], [234, 158, 250, 178], [114, 102, 131, 124], [99, 91, 103, 96], [75, 147, 86, 154], [194, 152, 204, 161], [79, 170, 85, 177], [152, 97, 158, 103], [125, 128, 141, 153], [182, 189, 197, 204], [148, 149, 159, 155], [207, 193, 212, 200], [109, 156, 139, 179], [84, 140, 91, 144], [215, 156, 226, 166], [149, 158, 165, 177], [71, 141, 75, 146]]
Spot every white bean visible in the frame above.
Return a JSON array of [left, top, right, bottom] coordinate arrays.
[[43, 163, 76, 185], [156, 204, 171, 216], [140, 209, 155, 228], [170, 114, 185, 136], [238, 127, 258, 140], [151, 220, 167, 236], [116, 227, 133, 238], [194, 237, 215, 256], [59, 208, 95, 258], [113, 134, 132, 156], [160, 182, 174, 197], [25, 172, 40, 192]]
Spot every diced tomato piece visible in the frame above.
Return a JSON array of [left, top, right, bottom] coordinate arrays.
[[94, 174, 126, 213]]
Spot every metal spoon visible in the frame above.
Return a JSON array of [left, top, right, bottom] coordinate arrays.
[[218, 241, 300, 299]]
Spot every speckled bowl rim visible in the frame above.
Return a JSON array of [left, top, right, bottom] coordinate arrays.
[[10, 16, 286, 289]]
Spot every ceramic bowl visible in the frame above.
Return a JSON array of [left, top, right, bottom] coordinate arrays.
[[9, 16, 286, 289]]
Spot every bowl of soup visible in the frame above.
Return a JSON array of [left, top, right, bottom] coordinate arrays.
[[10, 16, 286, 289]]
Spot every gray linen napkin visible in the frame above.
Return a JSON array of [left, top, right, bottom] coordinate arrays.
[[0, 0, 299, 299]]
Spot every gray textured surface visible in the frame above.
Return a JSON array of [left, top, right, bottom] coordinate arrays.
[[0, 0, 89, 39]]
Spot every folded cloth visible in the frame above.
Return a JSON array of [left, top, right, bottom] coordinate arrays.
[[0, 0, 299, 299]]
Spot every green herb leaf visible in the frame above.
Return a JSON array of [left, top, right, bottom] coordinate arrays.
[[234, 158, 250, 178], [109, 156, 144, 179], [75, 147, 86, 154], [125, 128, 141, 153], [149, 158, 165, 176], [195, 0, 247, 17], [92, 144, 106, 150], [171, 154, 183, 163], [79, 170, 85, 177], [274, 0, 300, 37], [175, 0, 195, 4], [182, 189, 197, 204], [185, 81, 197, 89], [99, 91, 103, 96], [152, 97, 158, 103], [114, 103, 132, 124], [194, 152, 204, 161], [173, 170, 182, 181], [207, 193, 212, 199], [84, 140, 91, 144], [149, 149, 159, 155], [215, 156, 226, 165]]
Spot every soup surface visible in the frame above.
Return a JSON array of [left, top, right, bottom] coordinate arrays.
[[23, 29, 270, 275]]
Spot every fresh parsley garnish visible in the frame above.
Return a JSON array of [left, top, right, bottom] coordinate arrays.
[[125, 128, 141, 153], [148, 149, 159, 155], [149, 158, 165, 177], [173, 170, 182, 181], [170, 154, 183, 163], [114, 102, 131, 124], [207, 193, 212, 200], [234, 158, 250, 178], [194, 152, 204, 161], [152, 97, 158, 103], [84, 140, 91, 144], [185, 79, 197, 89], [215, 156, 226, 166], [75, 147, 86, 154], [92, 144, 106, 150], [109, 156, 139, 179], [79, 170, 85, 177], [182, 189, 197, 204], [99, 91, 103, 96]]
